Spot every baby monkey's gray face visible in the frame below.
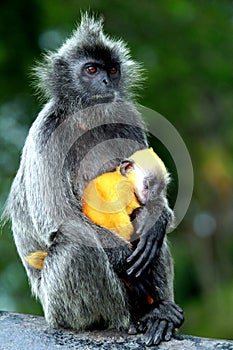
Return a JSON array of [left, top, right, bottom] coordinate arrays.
[[134, 167, 167, 205], [120, 159, 167, 205], [142, 173, 167, 203]]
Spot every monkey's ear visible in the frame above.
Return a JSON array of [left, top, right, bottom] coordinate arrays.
[[120, 159, 135, 177]]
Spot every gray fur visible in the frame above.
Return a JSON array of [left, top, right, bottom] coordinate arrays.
[[33, 14, 144, 110], [3, 14, 183, 343]]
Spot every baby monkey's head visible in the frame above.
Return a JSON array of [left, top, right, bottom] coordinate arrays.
[[120, 148, 169, 204]]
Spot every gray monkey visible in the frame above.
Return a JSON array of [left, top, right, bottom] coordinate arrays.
[[3, 14, 184, 346]]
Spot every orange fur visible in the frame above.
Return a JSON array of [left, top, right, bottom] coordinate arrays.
[[82, 147, 167, 242], [25, 251, 48, 270], [82, 168, 140, 241]]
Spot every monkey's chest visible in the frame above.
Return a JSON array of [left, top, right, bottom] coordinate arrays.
[[68, 123, 147, 200]]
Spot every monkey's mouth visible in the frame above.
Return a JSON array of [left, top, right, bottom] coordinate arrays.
[[86, 92, 116, 105]]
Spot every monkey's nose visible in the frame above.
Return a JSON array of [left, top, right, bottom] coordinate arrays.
[[103, 79, 108, 85]]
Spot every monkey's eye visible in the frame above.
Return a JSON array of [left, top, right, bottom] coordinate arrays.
[[85, 65, 99, 76], [109, 67, 118, 75], [144, 179, 149, 190]]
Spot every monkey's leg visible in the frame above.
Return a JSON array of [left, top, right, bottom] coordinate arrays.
[[36, 223, 130, 331], [135, 241, 184, 346]]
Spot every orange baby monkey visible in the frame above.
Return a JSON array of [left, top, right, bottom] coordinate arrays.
[[25, 147, 169, 269], [82, 147, 169, 242]]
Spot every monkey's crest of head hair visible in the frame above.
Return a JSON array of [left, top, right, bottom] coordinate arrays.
[[33, 13, 144, 104]]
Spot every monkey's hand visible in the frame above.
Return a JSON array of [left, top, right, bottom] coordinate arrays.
[[127, 206, 171, 277], [137, 300, 184, 346]]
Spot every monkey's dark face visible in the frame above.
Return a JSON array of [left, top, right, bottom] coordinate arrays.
[[35, 17, 143, 107], [79, 59, 121, 105]]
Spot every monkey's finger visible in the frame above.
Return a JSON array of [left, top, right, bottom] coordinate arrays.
[[152, 320, 167, 346], [126, 239, 152, 276], [132, 240, 154, 277], [170, 308, 184, 326], [134, 239, 159, 277], [169, 302, 184, 316], [128, 217, 166, 272], [170, 302, 184, 315], [162, 301, 184, 325], [127, 215, 167, 277], [144, 319, 159, 346], [138, 221, 167, 274], [127, 235, 148, 264], [164, 322, 174, 341], [137, 320, 147, 333], [135, 224, 166, 276]]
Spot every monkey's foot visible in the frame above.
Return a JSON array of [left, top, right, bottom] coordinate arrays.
[[137, 301, 184, 346]]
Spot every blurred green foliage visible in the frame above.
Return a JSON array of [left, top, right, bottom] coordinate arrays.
[[0, 0, 232, 340]]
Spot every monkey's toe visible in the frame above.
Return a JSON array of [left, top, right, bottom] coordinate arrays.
[[139, 300, 184, 346], [128, 323, 138, 335]]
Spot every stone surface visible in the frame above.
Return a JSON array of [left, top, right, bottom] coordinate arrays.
[[0, 311, 233, 350]]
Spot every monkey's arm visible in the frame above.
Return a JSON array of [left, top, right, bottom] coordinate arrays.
[[127, 202, 173, 277], [96, 229, 131, 275], [137, 242, 184, 346]]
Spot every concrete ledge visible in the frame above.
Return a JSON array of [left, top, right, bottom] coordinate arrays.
[[0, 311, 233, 349]]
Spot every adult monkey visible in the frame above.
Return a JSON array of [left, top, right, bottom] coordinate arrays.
[[3, 14, 184, 346]]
